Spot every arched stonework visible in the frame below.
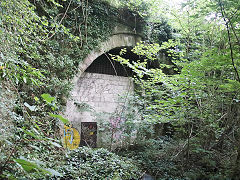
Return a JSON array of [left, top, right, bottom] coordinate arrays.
[[64, 30, 141, 147], [79, 33, 141, 75]]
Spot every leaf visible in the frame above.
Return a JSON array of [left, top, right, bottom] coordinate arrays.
[[47, 0, 63, 7], [15, 158, 51, 175], [34, 123, 41, 130], [34, 96, 39, 102], [34, 159, 46, 166], [41, 93, 55, 104], [49, 113, 69, 124], [23, 76, 27, 83], [29, 145, 41, 151], [45, 168, 63, 177], [14, 159, 38, 172], [30, 78, 39, 86], [24, 102, 37, 111], [5, 140, 13, 145], [50, 141, 62, 148], [22, 129, 38, 139]]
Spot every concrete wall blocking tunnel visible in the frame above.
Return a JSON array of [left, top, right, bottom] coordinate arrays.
[[65, 33, 142, 147]]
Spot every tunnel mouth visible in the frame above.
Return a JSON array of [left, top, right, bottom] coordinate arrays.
[[85, 46, 161, 78], [85, 46, 140, 77]]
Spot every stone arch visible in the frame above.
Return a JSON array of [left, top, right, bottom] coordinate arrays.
[[79, 33, 141, 75], [65, 32, 141, 148]]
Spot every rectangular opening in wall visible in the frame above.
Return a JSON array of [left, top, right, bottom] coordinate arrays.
[[80, 122, 97, 148]]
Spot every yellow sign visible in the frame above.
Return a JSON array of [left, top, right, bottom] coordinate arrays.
[[63, 125, 80, 150]]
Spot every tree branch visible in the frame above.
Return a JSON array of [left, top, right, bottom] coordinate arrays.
[[218, 0, 240, 82]]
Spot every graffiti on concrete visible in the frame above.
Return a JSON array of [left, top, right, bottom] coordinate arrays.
[[63, 125, 80, 150]]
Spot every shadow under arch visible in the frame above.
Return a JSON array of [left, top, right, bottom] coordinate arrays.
[[78, 33, 141, 75], [85, 46, 140, 77]]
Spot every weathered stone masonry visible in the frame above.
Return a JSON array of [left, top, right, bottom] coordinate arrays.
[[65, 25, 142, 147]]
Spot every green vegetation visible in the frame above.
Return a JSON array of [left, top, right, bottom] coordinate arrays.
[[110, 0, 240, 179], [59, 147, 142, 179], [1, 0, 240, 179]]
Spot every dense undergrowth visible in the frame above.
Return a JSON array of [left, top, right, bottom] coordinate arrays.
[[117, 137, 234, 179], [57, 147, 142, 179], [1, 0, 240, 179]]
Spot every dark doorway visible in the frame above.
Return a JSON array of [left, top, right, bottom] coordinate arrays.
[[80, 122, 97, 148]]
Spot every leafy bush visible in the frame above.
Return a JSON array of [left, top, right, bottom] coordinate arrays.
[[117, 137, 184, 179], [58, 147, 143, 180], [117, 136, 233, 180]]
